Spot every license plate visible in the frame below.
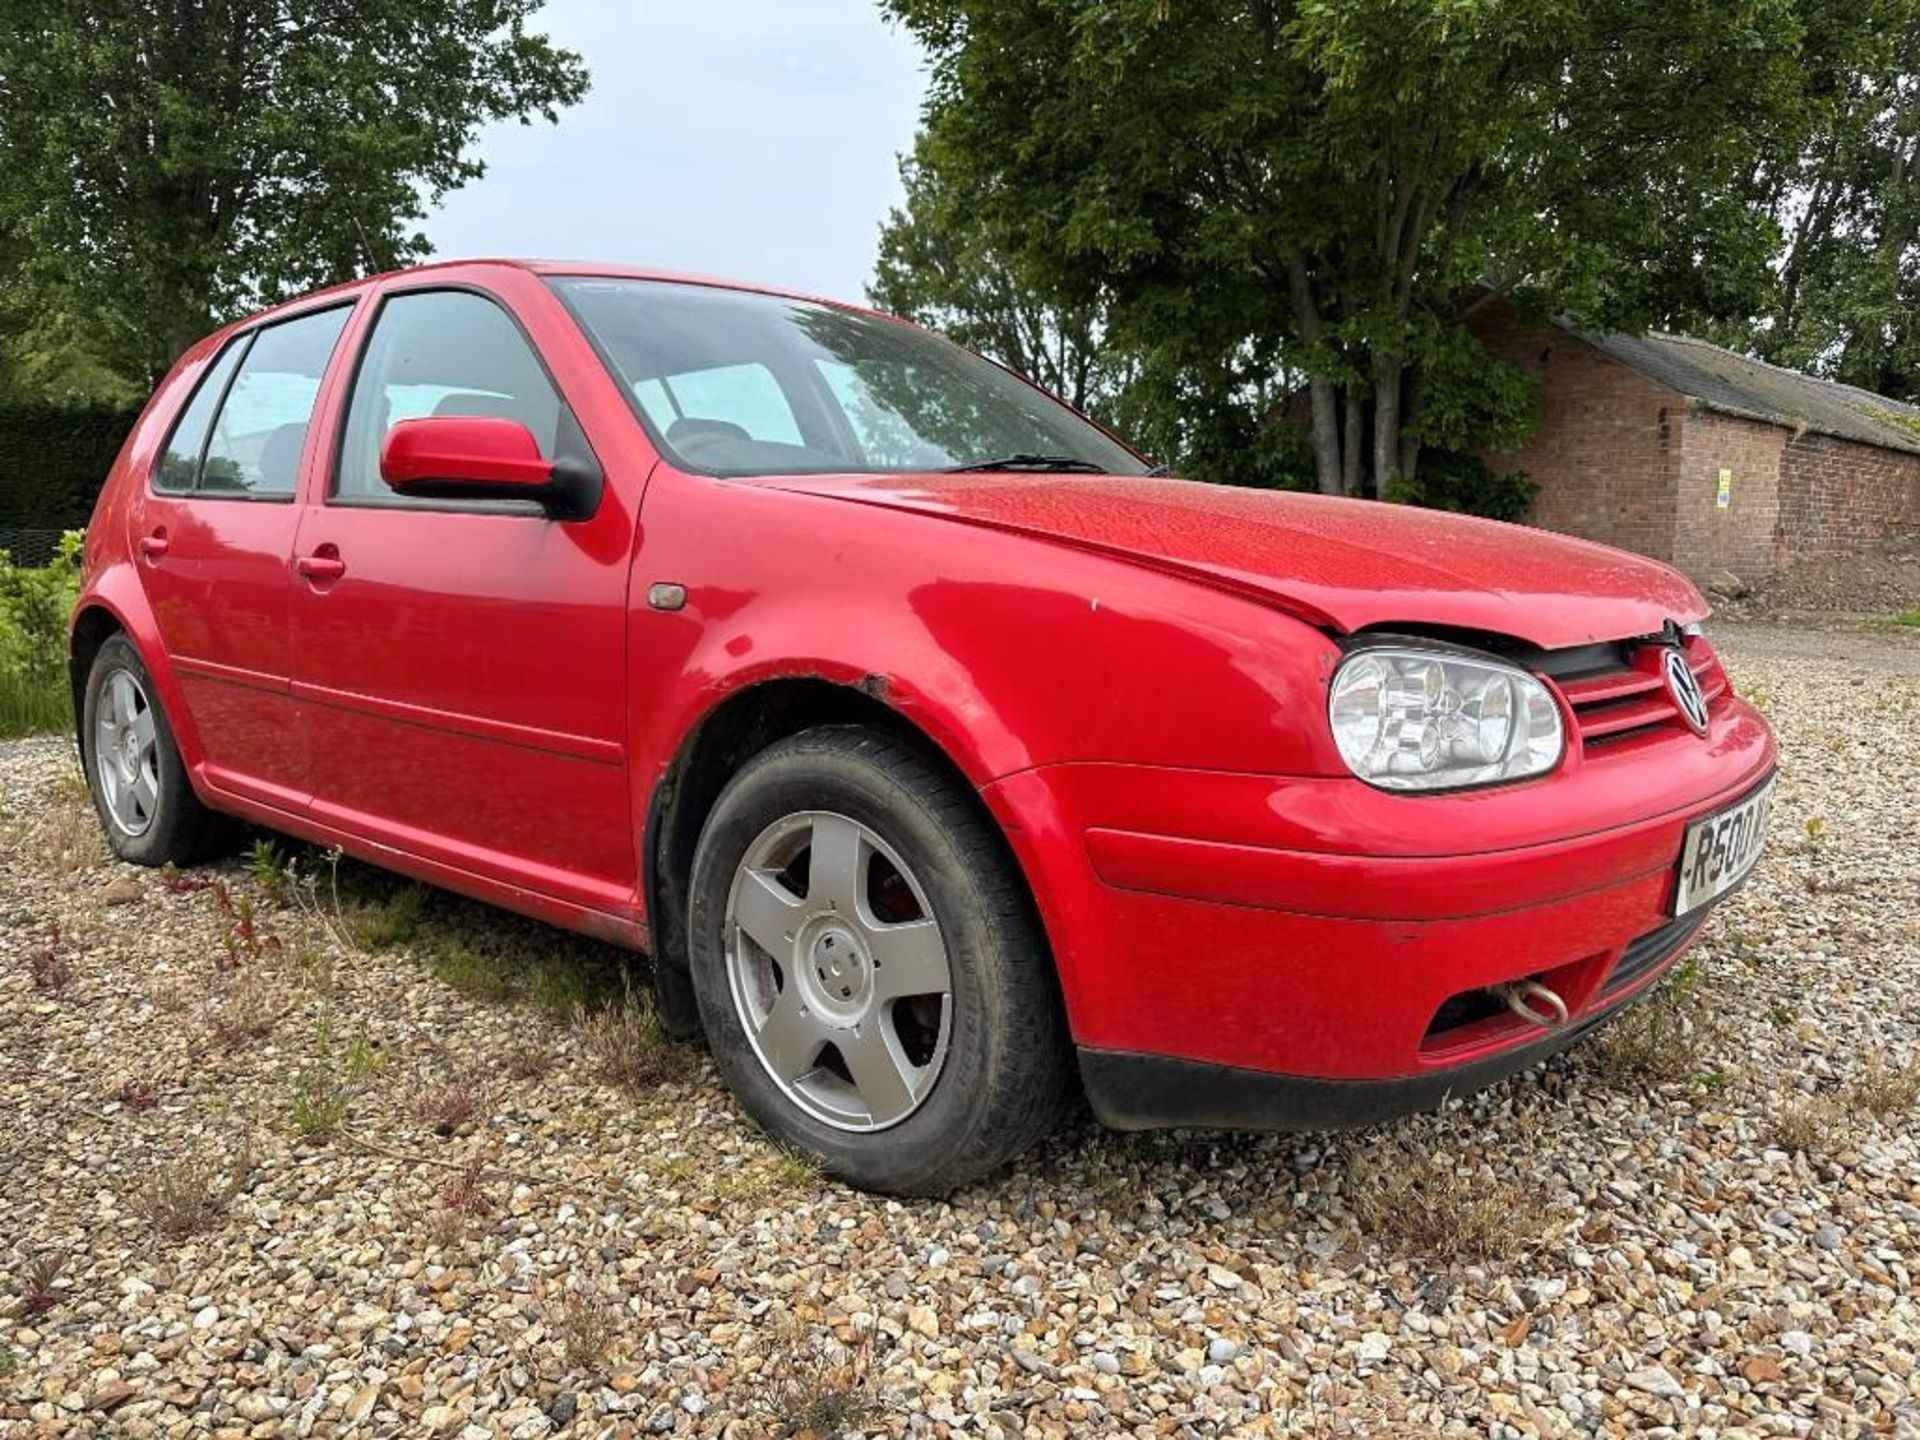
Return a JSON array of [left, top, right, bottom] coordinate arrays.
[[1672, 777, 1775, 916]]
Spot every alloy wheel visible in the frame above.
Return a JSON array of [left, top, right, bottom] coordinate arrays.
[[94, 668, 160, 837], [723, 810, 953, 1132]]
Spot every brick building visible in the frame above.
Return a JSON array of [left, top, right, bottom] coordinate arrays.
[[1471, 300, 1920, 583]]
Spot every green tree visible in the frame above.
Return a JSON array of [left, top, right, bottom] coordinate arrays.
[[882, 0, 1815, 497], [873, 150, 1313, 483], [1714, 0, 1920, 399], [0, 0, 587, 385]]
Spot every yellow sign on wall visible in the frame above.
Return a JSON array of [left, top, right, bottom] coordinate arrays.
[[1716, 467, 1732, 509]]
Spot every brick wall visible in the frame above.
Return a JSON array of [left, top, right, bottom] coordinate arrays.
[[1671, 412, 1788, 581], [1468, 299, 1920, 581], [1778, 431, 1920, 558], [1471, 304, 1681, 563]]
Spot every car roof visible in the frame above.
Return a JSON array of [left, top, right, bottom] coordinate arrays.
[[228, 258, 885, 338]]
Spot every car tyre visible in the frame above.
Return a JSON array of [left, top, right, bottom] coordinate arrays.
[[81, 634, 234, 865], [687, 726, 1073, 1195]]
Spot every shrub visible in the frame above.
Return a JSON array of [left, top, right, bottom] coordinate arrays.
[[1388, 450, 1538, 523], [0, 530, 84, 738]]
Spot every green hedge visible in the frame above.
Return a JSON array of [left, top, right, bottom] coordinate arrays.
[[0, 404, 144, 530]]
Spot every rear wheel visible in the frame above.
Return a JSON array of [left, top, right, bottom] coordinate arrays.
[[81, 634, 233, 865], [687, 727, 1072, 1195]]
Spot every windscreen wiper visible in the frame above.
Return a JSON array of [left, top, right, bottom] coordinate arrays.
[[942, 453, 1111, 474]]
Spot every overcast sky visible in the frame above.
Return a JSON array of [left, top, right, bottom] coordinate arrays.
[[423, 1, 929, 304]]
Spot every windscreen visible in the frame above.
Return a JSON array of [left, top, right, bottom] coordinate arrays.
[[549, 276, 1145, 478]]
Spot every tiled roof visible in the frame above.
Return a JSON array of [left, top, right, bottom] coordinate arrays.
[[1574, 327, 1920, 456]]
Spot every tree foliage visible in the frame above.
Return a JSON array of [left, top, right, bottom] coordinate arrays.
[[879, 0, 1873, 499], [1713, 0, 1920, 398], [0, 0, 588, 386]]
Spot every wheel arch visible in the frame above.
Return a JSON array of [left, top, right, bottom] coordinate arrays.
[[66, 573, 207, 777], [642, 674, 1055, 1035]]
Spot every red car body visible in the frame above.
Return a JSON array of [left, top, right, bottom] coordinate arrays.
[[71, 260, 1777, 1130]]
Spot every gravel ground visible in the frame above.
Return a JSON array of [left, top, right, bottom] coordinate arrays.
[[3, 623, 1918, 1439]]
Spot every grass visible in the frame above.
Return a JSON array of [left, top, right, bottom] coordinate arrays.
[[291, 1014, 385, 1138], [1849, 1056, 1920, 1120], [0, 673, 68, 740], [550, 1282, 622, 1377], [1891, 609, 1920, 628], [1592, 956, 1730, 1088], [573, 981, 695, 1092], [754, 1320, 880, 1439], [2, 770, 102, 873], [1347, 1141, 1558, 1264], [1766, 1094, 1848, 1155], [134, 1140, 254, 1238], [205, 973, 279, 1050], [346, 883, 428, 951]]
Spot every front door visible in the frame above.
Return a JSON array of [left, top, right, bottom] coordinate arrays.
[[133, 304, 354, 809], [287, 285, 637, 912]]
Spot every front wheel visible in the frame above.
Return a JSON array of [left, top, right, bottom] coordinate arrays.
[[687, 727, 1072, 1195]]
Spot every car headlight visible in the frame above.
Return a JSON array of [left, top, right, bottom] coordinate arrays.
[[1328, 646, 1565, 792]]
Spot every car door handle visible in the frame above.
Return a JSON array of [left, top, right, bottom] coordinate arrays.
[[139, 530, 169, 560], [295, 551, 347, 581]]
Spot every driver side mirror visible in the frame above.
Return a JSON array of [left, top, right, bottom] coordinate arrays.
[[379, 417, 599, 519]]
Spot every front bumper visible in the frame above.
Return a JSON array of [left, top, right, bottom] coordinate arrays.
[[982, 694, 1775, 1122], [1077, 910, 1705, 1130]]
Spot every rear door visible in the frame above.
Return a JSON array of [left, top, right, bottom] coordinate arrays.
[[133, 303, 353, 809], [287, 282, 638, 912]]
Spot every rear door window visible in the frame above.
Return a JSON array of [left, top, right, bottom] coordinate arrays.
[[154, 341, 248, 493], [198, 307, 352, 499]]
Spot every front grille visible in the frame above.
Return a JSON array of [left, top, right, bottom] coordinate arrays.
[[1604, 912, 1708, 998], [1540, 639, 1728, 751]]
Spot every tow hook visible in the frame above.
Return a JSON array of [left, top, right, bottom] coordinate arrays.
[[1490, 978, 1570, 1029]]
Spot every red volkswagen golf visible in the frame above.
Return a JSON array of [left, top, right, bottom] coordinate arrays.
[[71, 261, 1776, 1193]]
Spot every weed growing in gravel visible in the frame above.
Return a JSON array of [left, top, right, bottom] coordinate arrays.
[[0, 1344, 15, 1379], [157, 863, 215, 895], [213, 888, 282, 972], [348, 883, 428, 951], [754, 1318, 880, 1439], [1850, 1057, 1920, 1120], [573, 981, 694, 1092], [206, 973, 280, 1050], [427, 1156, 495, 1248], [15, 1252, 65, 1314], [1890, 609, 1920, 627], [549, 1280, 623, 1377], [710, 1146, 824, 1204], [415, 1072, 490, 1137], [246, 838, 291, 897], [26, 925, 67, 992], [1767, 1094, 1848, 1155], [291, 1014, 384, 1139], [4, 772, 103, 873], [134, 1139, 254, 1238], [1593, 957, 1729, 1088], [504, 1037, 555, 1080], [115, 1077, 161, 1110], [1347, 1142, 1557, 1264]]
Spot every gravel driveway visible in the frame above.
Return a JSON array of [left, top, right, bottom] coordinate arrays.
[[3, 623, 1917, 1438]]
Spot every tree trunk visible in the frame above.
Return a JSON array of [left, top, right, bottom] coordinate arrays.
[[1286, 252, 1345, 495], [1304, 376, 1344, 496], [1397, 368, 1422, 491], [1341, 385, 1365, 498], [1371, 353, 1404, 498]]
